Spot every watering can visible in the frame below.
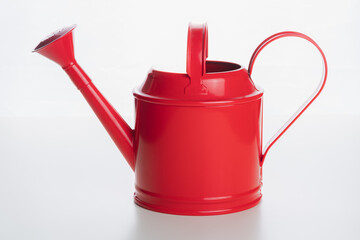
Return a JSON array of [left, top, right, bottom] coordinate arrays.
[[33, 24, 327, 215]]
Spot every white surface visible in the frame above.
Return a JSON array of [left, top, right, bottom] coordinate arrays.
[[1, 0, 360, 239], [0, 114, 359, 240]]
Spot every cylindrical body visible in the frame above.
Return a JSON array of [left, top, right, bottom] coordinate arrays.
[[133, 97, 263, 215]]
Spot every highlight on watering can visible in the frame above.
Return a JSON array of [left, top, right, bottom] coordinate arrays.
[[33, 23, 327, 216]]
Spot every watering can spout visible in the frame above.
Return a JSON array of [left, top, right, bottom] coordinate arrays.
[[33, 25, 135, 171]]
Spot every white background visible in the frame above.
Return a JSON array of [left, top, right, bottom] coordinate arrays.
[[0, 0, 359, 239]]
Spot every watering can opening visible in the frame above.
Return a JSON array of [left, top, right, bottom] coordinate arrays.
[[151, 61, 242, 75], [205, 61, 241, 73]]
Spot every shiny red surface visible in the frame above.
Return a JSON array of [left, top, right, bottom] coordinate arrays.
[[34, 24, 327, 215], [133, 98, 263, 215], [34, 25, 135, 170]]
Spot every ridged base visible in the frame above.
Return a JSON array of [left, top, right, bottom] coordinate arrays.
[[134, 186, 262, 216]]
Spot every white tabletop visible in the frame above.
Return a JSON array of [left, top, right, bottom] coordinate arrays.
[[0, 114, 359, 240]]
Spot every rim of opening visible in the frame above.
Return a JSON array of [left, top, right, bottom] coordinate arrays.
[[33, 24, 77, 52], [151, 60, 242, 75]]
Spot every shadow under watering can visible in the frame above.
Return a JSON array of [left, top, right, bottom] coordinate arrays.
[[129, 203, 263, 240], [33, 23, 327, 216]]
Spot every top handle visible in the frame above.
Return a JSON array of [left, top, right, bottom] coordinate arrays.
[[248, 31, 328, 165], [185, 23, 208, 94]]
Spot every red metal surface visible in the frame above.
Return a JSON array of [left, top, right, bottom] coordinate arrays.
[[33, 24, 327, 215], [33, 25, 135, 170]]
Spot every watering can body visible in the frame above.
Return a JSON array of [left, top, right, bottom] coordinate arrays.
[[33, 24, 327, 215], [133, 65, 263, 215], [134, 98, 263, 214]]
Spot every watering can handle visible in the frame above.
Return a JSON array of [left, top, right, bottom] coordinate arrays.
[[248, 32, 328, 165], [185, 23, 208, 94]]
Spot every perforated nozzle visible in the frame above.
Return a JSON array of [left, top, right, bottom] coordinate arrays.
[[33, 25, 77, 68]]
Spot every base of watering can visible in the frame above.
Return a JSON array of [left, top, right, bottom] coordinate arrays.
[[133, 186, 262, 216]]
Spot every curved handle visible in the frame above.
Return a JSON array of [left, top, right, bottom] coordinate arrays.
[[185, 23, 208, 94], [248, 31, 328, 165]]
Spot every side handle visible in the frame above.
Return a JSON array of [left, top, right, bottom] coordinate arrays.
[[248, 32, 328, 165]]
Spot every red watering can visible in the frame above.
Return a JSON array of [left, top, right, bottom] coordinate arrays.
[[33, 24, 327, 215]]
